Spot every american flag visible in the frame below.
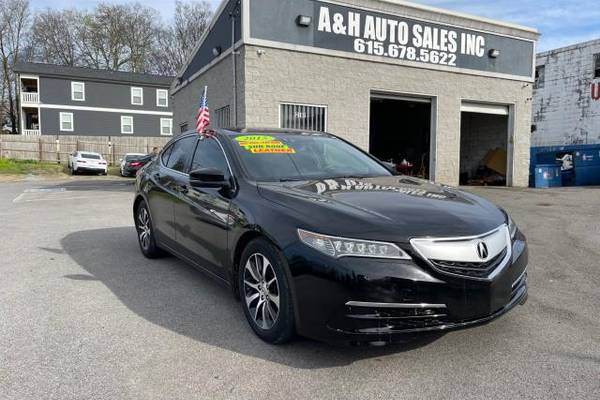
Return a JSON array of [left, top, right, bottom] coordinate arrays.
[[196, 86, 210, 134]]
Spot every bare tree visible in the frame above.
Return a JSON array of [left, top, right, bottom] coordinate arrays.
[[31, 9, 81, 66], [124, 4, 160, 73], [0, 0, 30, 134], [77, 4, 130, 71], [152, 0, 212, 75]]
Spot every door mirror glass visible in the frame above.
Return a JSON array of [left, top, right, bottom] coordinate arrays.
[[189, 168, 229, 189]]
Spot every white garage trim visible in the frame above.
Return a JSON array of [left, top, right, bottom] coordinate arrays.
[[461, 102, 510, 115]]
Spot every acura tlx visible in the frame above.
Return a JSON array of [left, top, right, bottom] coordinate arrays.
[[133, 129, 528, 345]]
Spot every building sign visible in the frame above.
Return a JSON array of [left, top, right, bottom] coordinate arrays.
[[316, 5, 486, 67], [249, 0, 535, 80]]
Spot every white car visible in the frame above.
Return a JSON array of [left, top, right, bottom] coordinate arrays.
[[68, 151, 108, 175], [120, 153, 146, 176]]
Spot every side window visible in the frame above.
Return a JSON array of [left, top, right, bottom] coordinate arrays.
[[190, 138, 231, 179], [161, 144, 174, 165], [166, 136, 197, 173]]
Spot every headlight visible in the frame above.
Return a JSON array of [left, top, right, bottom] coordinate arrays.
[[507, 215, 518, 239], [297, 229, 411, 260]]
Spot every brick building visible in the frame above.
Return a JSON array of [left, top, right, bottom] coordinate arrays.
[[172, 0, 538, 187]]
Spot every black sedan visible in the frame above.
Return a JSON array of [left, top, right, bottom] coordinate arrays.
[[121, 154, 153, 177], [133, 129, 528, 345]]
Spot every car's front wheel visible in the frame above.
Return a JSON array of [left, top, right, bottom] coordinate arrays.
[[238, 238, 295, 344], [135, 201, 164, 259]]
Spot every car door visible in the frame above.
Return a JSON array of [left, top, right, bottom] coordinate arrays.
[[172, 137, 233, 278], [146, 136, 196, 247]]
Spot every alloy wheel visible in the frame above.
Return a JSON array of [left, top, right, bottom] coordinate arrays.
[[243, 253, 280, 330], [137, 206, 151, 250]]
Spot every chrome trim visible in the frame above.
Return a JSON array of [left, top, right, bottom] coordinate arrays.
[[345, 301, 447, 309], [409, 224, 513, 282], [512, 268, 528, 290]]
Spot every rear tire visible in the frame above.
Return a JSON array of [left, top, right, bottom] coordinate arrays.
[[135, 201, 165, 259], [238, 238, 295, 344]]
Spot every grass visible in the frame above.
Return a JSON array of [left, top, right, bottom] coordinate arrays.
[[0, 159, 65, 175]]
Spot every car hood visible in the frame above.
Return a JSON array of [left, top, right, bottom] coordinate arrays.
[[257, 176, 506, 242]]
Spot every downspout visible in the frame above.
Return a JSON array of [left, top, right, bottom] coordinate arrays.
[[230, 0, 241, 128]]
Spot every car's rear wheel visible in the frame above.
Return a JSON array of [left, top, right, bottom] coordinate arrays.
[[238, 238, 295, 344], [135, 201, 164, 259]]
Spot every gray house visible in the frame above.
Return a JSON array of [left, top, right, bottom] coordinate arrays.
[[13, 62, 174, 137]]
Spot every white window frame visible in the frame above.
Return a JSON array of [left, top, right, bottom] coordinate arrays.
[[131, 87, 144, 105], [160, 118, 173, 136], [71, 82, 85, 101], [59, 112, 74, 132], [156, 89, 169, 107], [121, 116, 134, 135]]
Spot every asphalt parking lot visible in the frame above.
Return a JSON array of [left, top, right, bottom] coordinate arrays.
[[0, 177, 598, 400]]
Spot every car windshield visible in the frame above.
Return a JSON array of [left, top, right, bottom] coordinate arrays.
[[81, 153, 101, 160], [231, 133, 391, 182]]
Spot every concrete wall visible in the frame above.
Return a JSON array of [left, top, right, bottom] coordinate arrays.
[[172, 50, 246, 134], [533, 40, 600, 146], [243, 45, 533, 186]]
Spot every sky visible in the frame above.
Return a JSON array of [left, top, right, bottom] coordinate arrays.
[[29, 0, 600, 52]]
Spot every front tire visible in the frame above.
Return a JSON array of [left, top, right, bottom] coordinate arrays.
[[238, 238, 295, 344], [135, 201, 165, 259]]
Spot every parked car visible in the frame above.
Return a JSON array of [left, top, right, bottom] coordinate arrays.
[[120, 153, 150, 177], [68, 151, 108, 175], [133, 129, 528, 345]]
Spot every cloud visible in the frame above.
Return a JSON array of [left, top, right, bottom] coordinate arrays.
[[411, 0, 600, 51], [30, 0, 599, 52]]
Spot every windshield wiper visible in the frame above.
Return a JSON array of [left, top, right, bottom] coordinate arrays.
[[278, 178, 308, 182]]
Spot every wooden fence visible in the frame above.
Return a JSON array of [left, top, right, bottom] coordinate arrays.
[[0, 135, 171, 165]]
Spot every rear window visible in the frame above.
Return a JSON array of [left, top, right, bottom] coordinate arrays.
[[125, 155, 143, 161], [81, 153, 101, 160]]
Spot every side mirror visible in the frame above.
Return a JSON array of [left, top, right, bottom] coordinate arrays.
[[379, 160, 398, 175], [189, 168, 229, 189]]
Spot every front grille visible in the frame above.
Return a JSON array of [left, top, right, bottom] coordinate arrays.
[[431, 247, 508, 278], [344, 304, 450, 333]]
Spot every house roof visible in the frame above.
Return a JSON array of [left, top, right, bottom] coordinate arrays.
[[13, 62, 174, 87]]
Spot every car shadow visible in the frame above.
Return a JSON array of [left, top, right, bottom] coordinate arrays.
[[60, 227, 445, 369]]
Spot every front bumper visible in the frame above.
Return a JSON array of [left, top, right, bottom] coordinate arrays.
[[122, 166, 141, 176], [285, 235, 528, 345]]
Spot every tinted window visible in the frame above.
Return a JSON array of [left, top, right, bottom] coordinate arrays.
[[190, 138, 230, 179], [231, 133, 390, 182], [81, 153, 101, 160], [161, 145, 174, 165], [166, 136, 196, 173]]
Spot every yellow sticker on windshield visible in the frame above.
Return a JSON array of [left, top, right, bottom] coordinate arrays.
[[235, 135, 296, 154]]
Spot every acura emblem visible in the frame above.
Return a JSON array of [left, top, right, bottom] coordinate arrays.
[[476, 242, 489, 260]]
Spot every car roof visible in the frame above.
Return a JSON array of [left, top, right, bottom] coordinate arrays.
[[219, 128, 332, 137], [78, 151, 102, 156]]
